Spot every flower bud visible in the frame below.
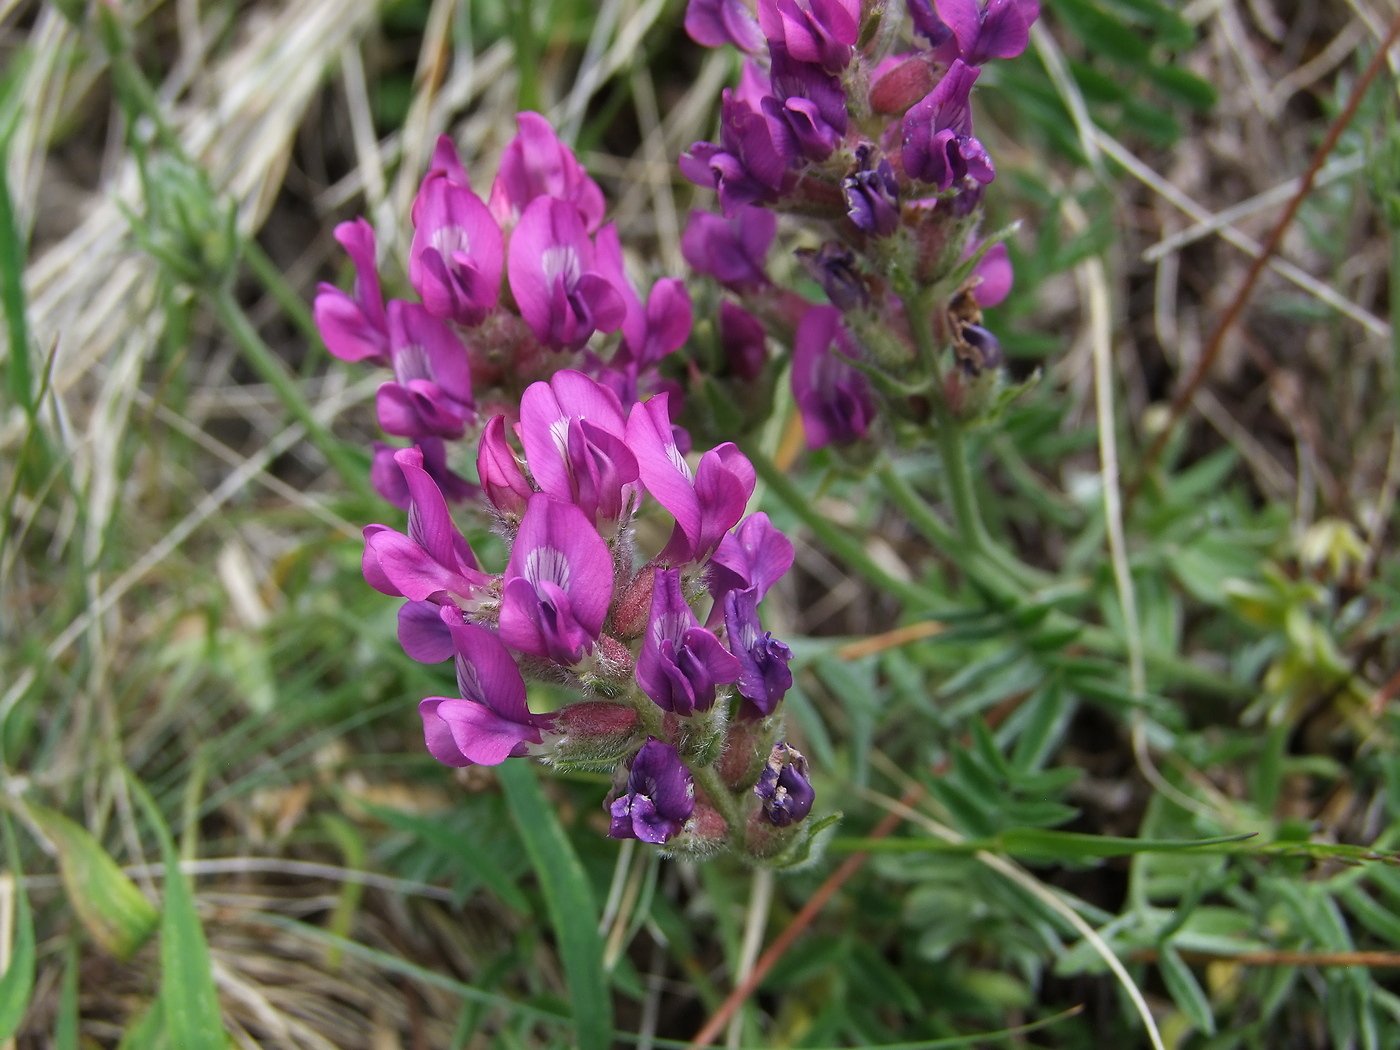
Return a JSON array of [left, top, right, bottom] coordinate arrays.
[[610, 565, 657, 640], [547, 701, 642, 771]]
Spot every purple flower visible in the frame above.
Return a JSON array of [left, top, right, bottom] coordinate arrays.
[[757, 0, 860, 73], [398, 600, 455, 662], [902, 60, 995, 191], [685, 0, 764, 51], [408, 166, 504, 327], [498, 494, 614, 665], [477, 415, 535, 517], [609, 738, 696, 844], [370, 438, 476, 510], [375, 301, 476, 440], [517, 370, 640, 527], [420, 608, 550, 766], [792, 305, 876, 449], [959, 323, 1002, 371], [755, 743, 815, 825], [762, 43, 849, 162], [362, 447, 491, 607], [679, 90, 793, 218], [635, 569, 742, 715], [907, 0, 1036, 65], [719, 301, 768, 381], [625, 394, 756, 564], [314, 219, 389, 364], [797, 242, 868, 311], [595, 224, 694, 370], [488, 112, 606, 233], [724, 587, 793, 717], [707, 511, 795, 611], [424, 134, 471, 186], [681, 208, 776, 291], [843, 145, 900, 237], [965, 240, 1012, 307], [508, 197, 627, 352]]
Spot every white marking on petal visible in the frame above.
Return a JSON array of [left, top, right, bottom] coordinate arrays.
[[431, 224, 471, 257], [457, 658, 483, 704], [541, 245, 581, 288], [524, 545, 571, 590], [394, 342, 432, 383], [665, 439, 692, 481]]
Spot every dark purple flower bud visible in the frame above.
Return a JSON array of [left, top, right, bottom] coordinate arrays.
[[370, 438, 476, 510], [679, 90, 793, 218], [362, 447, 491, 604], [763, 43, 849, 162], [508, 197, 628, 352], [626, 394, 756, 564], [315, 219, 390, 364], [609, 738, 696, 844], [910, 0, 1035, 64], [408, 167, 504, 327], [959, 324, 1002, 371], [902, 60, 995, 191], [488, 112, 607, 233], [724, 587, 794, 717], [635, 569, 742, 715], [477, 415, 535, 517], [420, 608, 550, 766], [685, 0, 765, 51], [843, 145, 901, 237], [797, 243, 869, 311], [681, 208, 776, 292], [498, 494, 614, 665], [518, 370, 639, 526], [719, 301, 768, 381], [375, 301, 476, 440], [792, 305, 876, 449], [707, 511, 795, 613], [757, 0, 860, 73], [948, 176, 986, 217], [755, 742, 815, 825], [595, 225, 694, 370]]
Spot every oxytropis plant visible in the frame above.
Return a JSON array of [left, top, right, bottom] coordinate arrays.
[[315, 115, 816, 862]]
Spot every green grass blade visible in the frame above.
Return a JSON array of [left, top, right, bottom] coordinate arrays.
[[125, 772, 226, 1050], [116, 997, 169, 1050], [0, 816, 35, 1040], [55, 940, 78, 1050], [496, 761, 612, 1050]]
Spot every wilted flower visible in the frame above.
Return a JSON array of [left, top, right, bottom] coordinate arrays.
[[755, 742, 815, 825]]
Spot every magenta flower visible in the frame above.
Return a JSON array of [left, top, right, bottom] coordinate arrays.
[[408, 165, 504, 327], [680, 90, 793, 218], [626, 394, 756, 564], [681, 207, 776, 292], [719, 301, 768, 381], [488, 112, 606, 233], [370, 438, 476, 511], [755, 743, 815, 825], [397, 599, 455, 662], [757, 0, 860, 73], [724, 587, 794, 717], [423, 133, 471, 187], [763, 42, 849, 162], [902, 60, 995, 191], [420, 608, 551, 767], [685, 0, 764, 51], [966, 240, 1013, 307], [635, 569, 742, 716], [595, 224, 694, 370], [907, 0, 1037, 65], [314, 219, 389, 364], [507, 197, 627, 352], [517, 370, 639, 527], [498, 494, 614, 665], [609, 738, 696, 844], [375, 301, 475, 440], [707, 511, 795, 610], [362, 447, 491, 604], [477, 415, 535, 517], [792, 305, 876, 449]]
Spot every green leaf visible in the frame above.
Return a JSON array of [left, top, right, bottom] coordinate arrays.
[[1160, 945, 1216, 1034], [23, 802, 159, 960], [496, 761, 612, 1050], [1148, 64, 1218, 111], [116, 998, 169, 1050], [55, 941, 79, 1050], [1053, 0, 1150, 63], [125, 773, 227, 1050], [0, 816, 35, 1041]]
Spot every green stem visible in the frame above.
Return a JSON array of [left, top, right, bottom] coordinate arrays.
[[208, 286, 373, 503], [741, 442, 936, 611], [243, 239, 321, 348]]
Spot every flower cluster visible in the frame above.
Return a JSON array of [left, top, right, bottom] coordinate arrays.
[[681, 0, 1032, 452], [317, 117, 815, 859]]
